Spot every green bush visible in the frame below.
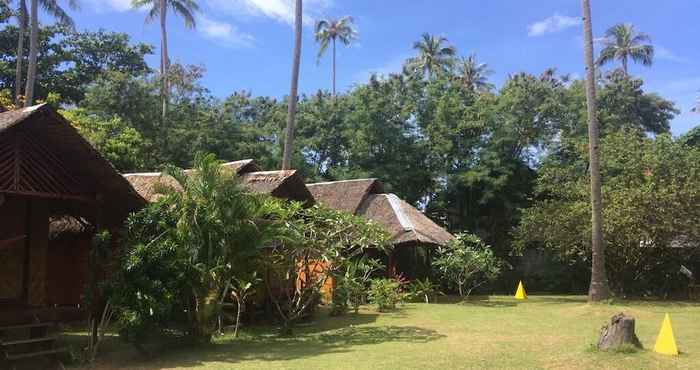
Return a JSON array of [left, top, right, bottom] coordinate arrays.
[[433, 233, 503, 297], [408, 278, 440, 303], [332, 257, 385, 315], [110, 153, 293, 345], [368, 278, 405, 311]]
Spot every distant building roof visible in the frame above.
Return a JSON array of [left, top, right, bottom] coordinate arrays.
[[306, 179, 454, 247], [124, 161, 314, 205]]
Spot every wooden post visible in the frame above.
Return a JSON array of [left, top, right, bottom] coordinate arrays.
[[386, 250, 396, 278]]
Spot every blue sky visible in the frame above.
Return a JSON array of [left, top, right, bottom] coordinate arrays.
[[58, 1, 699, 135]]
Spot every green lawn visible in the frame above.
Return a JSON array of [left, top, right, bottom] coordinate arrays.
[[64, 296, 700, 369]]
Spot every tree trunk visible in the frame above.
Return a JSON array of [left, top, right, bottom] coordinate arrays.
[[332, 37, 336, 97], [597, 313, 642, 350], [23, 0, 38, 107], [621, 57, 628, 77], [160, 0, 169, 124], [282, 0, 303, 170], [234, 296, 242, 338], [14, 0, 27, 106], [581, 0, 610, 302]]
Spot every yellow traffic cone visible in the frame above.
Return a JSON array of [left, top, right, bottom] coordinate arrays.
[[514, 280, 527, 300], [654, 313, 679, 356]]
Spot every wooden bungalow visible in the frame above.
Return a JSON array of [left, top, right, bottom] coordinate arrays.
[[124, 161, 315, 206], [307, 179, 454, 280], [0, 105, 145, 363]]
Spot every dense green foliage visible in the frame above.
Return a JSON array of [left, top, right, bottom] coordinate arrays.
[[0, 24, 152, 104], [263, 204, 389, 332], [516, 131, 700, 296], [333, 256, 385, 315], [433, 233, 503, 297], [1, 17, 697, 297], [111, 154, 292, 344], [368, 278, 406, 311], [407, 278, 440, 303]]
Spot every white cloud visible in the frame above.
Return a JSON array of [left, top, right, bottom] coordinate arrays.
[[85, 0, 133, 12], [198, 15, 255, 48], [206, 0, 332, 26], [528, 14, 581, 37], [656, 46, 689, 63]]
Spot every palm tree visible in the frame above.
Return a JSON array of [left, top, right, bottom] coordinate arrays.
[[596, 23, 654, 76], [23, 0, 78, 107], [131, 0, 198, 122], [314, 16, 357, 97], [581, 0, 610, 302], [408, 33, 456, 79], [456, 54, 494, 93], [13, 0, 27, 106], [282, 0, 302, 170]]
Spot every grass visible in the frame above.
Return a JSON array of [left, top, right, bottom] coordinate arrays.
[[58, 295, 700, 369]]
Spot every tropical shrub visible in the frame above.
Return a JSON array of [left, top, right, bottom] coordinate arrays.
[[408, 278, 440, 303], [110, 153, 292, 345], [368, 278, 406, 311], [432, 233, 503, 297], [263, 205, 389, 333], [333, 256, 385, 315]]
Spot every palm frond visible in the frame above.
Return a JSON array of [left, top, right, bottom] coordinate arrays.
[[596, 46, 617, 66], [39, 0, 74, 28], [630, 44, 654, 66], [599, 22, 654, 72], [315, 19, 329, 34], [316, 37, 329, 61], [131, 0, 154, 8], [171, 0, 198, 28]]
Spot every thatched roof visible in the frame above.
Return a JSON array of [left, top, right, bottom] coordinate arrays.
[[49, 216, 93, 240], [221, 159, 260, 175], [125, 163, 315, 205], [307, 179, 453, 247], [122, 173, 182, 203], [307, 179, 384, 214], [0, 104, 146, 227], [124, 159, 257, 202], [240, 170, 315, 205], [357, 194, 454, 247]]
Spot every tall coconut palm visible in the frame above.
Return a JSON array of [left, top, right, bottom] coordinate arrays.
[[596, 23, 654, 76], [282, 0, 302, 170], [581, 0, 610, 302], [314, 16, 357, 97], [408, 33, 456, 79], [23, 0, 78, 107], [13, 0, 27, 105], [131, 0, 199, 122], [456, 54, 494, 93]]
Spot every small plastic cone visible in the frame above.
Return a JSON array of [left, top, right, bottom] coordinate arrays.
[[654, 313, 679, 356], [514, 280, 527, 300]]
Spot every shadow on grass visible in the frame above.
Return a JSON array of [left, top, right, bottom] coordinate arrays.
[[433, 295, 518, 308], [64, 312, 445, 369], [529, 296, 588, 305]]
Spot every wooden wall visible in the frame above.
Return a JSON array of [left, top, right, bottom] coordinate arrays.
[[0, 195, 49, 306], [0, 195, 27, 301], [47, 236, 90, 306], [27, 199, 49, 306]]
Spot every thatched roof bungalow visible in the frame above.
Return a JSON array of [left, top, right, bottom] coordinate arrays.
[[307, 179, 454, 279], [0, 104, 145, 323], [124, 161, 315, 206]]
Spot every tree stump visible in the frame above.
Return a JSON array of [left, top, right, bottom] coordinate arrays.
[[597, 313, 643, 351]]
